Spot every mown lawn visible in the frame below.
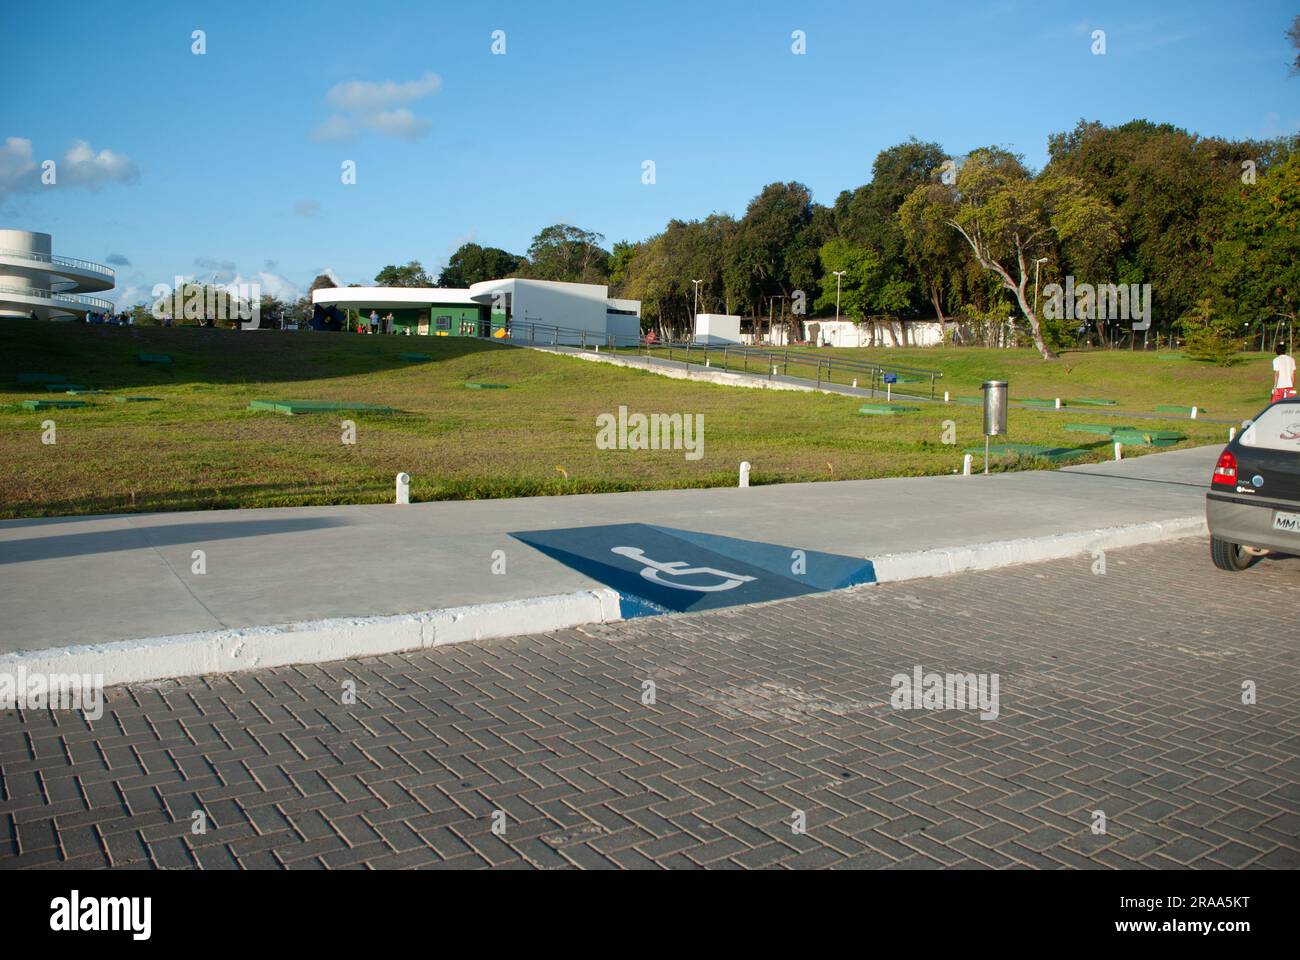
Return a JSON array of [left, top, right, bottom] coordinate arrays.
[[0, 321, 1231, 518], [630, 342, 1276, 421]]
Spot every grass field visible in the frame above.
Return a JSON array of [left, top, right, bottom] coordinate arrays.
[[0, 321, 1238, 518], [629, 343, 1278, 421]]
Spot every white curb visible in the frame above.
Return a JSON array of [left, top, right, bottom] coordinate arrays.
[[1, 588, 623, 689], [869, 516, 1207, 583], [1, 517, 1208, 687]]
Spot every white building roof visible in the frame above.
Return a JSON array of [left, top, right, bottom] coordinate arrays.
[[311, 286, 476, 308]]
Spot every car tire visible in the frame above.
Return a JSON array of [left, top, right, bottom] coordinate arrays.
[[1210, 536, 1254, 572]]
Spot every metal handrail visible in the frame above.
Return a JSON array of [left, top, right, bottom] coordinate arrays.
[[0, 284, 114, 312], [0, 248, 114, 277], [500, 319, 945, 399], [503, 320, 645, 350], [652, 339, 945, 399]]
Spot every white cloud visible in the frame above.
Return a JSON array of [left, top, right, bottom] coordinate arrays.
[[106, 252, 131, 267], [325, 72, 441, 113], [61, 140, 139, 188], [313, 72, 440, 143], [172, 260, 303, 303], [311, 115, 357, 142], [0, 137, 138, 201], [310, 266, 344, 286], [239, 270, 300, 302], [0, 138, 37, 195], [362, 108, 431, 142], [193, 257, 238, 282]]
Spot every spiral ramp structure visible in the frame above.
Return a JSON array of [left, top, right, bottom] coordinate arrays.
[[0, 229, 115, 321]]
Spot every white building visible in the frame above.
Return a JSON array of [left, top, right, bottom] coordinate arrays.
[[0, 229, 115, 321], [312, 278, 640, 344]]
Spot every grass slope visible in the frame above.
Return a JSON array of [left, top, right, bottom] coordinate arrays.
[[639, 343, 1276, 419], [0, 321, 1229, 518]]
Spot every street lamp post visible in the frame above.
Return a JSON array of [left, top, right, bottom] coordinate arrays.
[[691, 279, 703, 325], [832, 270, 846, 324]]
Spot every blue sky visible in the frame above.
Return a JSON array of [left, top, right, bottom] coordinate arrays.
[[3, 0, 1297, 307]]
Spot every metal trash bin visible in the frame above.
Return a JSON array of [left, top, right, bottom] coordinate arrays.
[[981, 380, 1008, 436], [980, 380, 1008, 475]]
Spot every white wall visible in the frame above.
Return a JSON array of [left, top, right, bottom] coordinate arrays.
[[803, 319, 945, 347], [694, 314, 742, 344]]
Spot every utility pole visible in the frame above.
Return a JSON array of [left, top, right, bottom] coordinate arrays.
[[832, 270, 846, 324]]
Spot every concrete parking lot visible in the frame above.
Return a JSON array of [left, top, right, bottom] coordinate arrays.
[[1, 537, 1297, 869]]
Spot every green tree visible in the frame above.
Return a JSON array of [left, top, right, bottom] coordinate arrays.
[[518, 225, 610, 284], [437, 243, 521, 287], [1045, 120, 1270, 341], [813, 237, 884, 320], [618, 215, 740, 338], [898, 182, 970, 324], [729, 182, 815, 334], [373, 261, 432, 287], [607, 240, 639, 294], [832, 138, 947, 319], [1181, 298, 1245, 365], [1211, 148, 1300, 334], [907, 147, 1120, 359]]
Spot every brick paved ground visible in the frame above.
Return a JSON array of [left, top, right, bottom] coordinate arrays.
[[1, 538, 1297, 870]]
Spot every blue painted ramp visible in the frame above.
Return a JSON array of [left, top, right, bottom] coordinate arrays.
[[511, 523, 875, 617]]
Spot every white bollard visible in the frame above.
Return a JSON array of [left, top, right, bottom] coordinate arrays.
[[772, 365, 779, 376], [886, 383, 892, 402], [944, 391, 950, 403], [1229, 427, 1236, 441], [1191, 405, 1199, 420], [1113, 442, 1123, 462], [395, 472, 410, 505], [739, 461, 751, 488], [705, 358, 710, 367], [852, 378, 858, 389], [962, 454, 972, 476], [1055, 398, 1062, 409]]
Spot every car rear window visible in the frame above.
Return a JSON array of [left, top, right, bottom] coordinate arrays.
[[1240, 405, 1300, 453]]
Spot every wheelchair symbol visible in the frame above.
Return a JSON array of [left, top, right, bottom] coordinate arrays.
[[610, 546, 757, 593]]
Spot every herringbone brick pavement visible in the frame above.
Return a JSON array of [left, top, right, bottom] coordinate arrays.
[[1, 538, 1297, 869]]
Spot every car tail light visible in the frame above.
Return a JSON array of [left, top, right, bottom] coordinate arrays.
[[1212, 449, 1237, 487]]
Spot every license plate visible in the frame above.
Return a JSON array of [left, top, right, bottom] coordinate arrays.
[[1272, 510, 1300, 533]]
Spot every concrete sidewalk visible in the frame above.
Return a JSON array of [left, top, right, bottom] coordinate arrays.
[[0, 445, 1222, 683]]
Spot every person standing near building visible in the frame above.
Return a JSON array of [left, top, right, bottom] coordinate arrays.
[[369, 309, 379, 335], [1273, 342, 1296, 403]]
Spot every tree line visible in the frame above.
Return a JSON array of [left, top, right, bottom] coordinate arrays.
[[346, 119, 1295, 361]]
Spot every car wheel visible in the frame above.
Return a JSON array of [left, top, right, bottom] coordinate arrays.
[[1210, 536, 1254, 572]]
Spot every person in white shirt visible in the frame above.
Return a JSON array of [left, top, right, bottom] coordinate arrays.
[[1273, 342, 1296, 402]]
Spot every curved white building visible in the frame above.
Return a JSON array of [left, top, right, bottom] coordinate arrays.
[[0, 229, 115, 321]]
